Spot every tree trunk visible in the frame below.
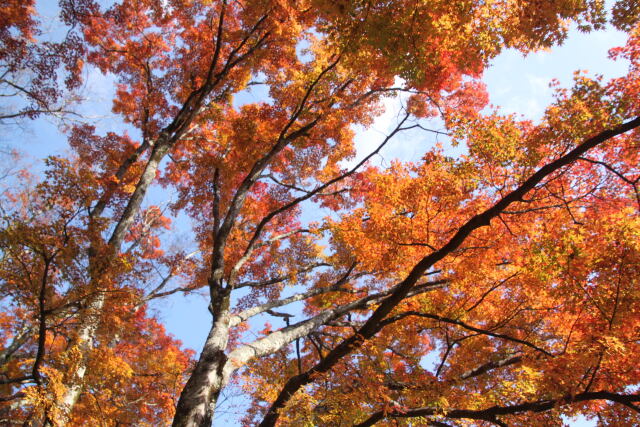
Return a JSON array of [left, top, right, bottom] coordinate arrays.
[[58, 292, 105, 424], [58, 141, 171, 423], [172, 308, 231, 427]]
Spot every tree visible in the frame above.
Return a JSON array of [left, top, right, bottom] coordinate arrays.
[[0, 0, 639, 426], [0, 0, 83, 123]]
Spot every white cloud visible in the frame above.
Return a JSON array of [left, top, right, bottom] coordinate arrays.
[[346, 77, 408, 168]]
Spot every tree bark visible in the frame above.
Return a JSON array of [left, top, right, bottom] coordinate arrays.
[[58, 293, 105, 418], [172, 298, 231, 427], [58, 140, 171, 423]]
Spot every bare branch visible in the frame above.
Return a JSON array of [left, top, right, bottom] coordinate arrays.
[[234, 261, 329, 289], [229, 264, 359, 326], [224, 279, 447, 375], [0, 324, 32, 366], [460, 354, 523, 380], [381, 311, 553, 356], [228, 229, 313, 284]]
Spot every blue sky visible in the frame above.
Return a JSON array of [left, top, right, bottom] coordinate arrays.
[[3, 3, 633, 425]]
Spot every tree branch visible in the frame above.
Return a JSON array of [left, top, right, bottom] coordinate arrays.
[[234, 261, 329, 289], [258, 117, 640, 427], [240, 113, 415, 271], [229, 264, 358, 326], [381, 311, 553, 356], [354, 390, 640, 426], [224, 278, 446, 376]]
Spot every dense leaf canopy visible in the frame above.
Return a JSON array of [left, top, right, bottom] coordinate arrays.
[[1, 0, 639, 426]]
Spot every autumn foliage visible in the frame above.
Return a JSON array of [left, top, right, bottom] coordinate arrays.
[[1, 0, 640, 426]]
